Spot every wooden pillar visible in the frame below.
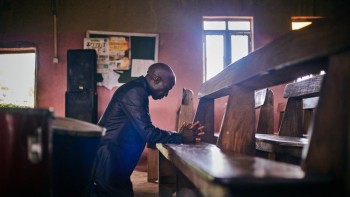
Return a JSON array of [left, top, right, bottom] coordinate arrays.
[[217, 85, 256, 155]]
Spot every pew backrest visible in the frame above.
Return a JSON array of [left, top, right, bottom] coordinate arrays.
[[193, 16, 350, 182], [279, 74, 324, 137]]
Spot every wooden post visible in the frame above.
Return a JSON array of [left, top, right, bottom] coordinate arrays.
[[217, 85, 256, 155], [193, 98, 215, 144], [302, 52, 350, 193]]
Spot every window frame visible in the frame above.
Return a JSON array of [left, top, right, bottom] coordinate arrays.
[[0, 42, 38, 108], [203, 17, 253, 81]]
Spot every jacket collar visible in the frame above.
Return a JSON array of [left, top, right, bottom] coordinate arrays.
[[139, 76, 152, 96]]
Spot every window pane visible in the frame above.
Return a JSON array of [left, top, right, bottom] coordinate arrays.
[[205, 35, 224, 79], [0, 53, 36, 107], [231, 35, 249, 63], [228, 21, 251, 30], [292, 21, 312, 30], [203, 21, 226, 30]]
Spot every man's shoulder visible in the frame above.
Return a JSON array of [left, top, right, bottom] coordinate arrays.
[[117, 77, 148, 97]]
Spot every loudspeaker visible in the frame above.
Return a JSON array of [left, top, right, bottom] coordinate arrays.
[[65, 91, 97, 124], [67, 49, 97, 92]]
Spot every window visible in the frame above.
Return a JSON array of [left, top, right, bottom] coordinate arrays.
[[0, 44, 37, 108], [203, 17, 253, 81]]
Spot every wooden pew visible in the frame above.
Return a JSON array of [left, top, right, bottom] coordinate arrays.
[[157, 16, 350, 197], [255, 75, 323, 164]]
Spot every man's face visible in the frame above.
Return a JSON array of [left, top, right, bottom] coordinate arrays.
[[149, 72, 175, 100], [151, 80, 174, 100]]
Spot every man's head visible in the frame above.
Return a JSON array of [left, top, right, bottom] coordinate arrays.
[[145, 63, 176, 100]]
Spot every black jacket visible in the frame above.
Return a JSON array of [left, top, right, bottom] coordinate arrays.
[[94, 76, 181, 192]]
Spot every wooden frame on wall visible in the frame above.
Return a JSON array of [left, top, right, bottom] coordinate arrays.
[[86, 30, 159, 85]]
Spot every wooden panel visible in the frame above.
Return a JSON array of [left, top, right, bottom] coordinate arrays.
[[217, 86, 255, 155], [283, 75, 323, 98], [302, 52, 350, 186], [176, 88, 194, 131], [156, 143, 337, 197], [147, 147, 158, 183], [279, 97, 304, 137], [256, 89, 274, 134], [255, 134, 307, 158], [193, 98, 214, 144], [199, 17, 350, 99]]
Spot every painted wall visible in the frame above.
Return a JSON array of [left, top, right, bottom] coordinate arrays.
[[0, 0, 343, 150]]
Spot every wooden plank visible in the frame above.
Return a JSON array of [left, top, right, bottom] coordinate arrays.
[[157, 143, 231, 197], [256, 89, 274, 134], [199, 17, 350, 99], [217, 86, 256, 155], [283, 75, 323, 98], [255, 134, 307, 147], [193, 98, 215, 144], [157, 143, 336, 196], [302, 52, 350, 189], [176, 88, 194, 131], [255, 133, 307, 158], [279, 97, 304, 137], [157, 143, 306, 182], [147, 147, 158, 182]]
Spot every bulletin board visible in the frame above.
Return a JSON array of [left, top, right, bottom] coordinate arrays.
[[85, 30, 158, 89]]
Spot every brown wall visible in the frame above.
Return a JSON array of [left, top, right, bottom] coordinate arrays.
[[0, 0, 342, 136]]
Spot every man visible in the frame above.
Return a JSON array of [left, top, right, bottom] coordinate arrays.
[[90, 63, 204, 196]]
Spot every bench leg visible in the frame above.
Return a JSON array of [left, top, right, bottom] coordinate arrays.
[[159, 152, 177, 197], [176, 169, 202, 197], [147, 147, 159, 182]]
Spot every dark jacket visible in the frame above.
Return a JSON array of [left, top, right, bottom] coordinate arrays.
[[93, 76, 181, 193]]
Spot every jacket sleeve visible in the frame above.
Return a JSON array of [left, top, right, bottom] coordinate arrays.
[[119, 87, 182, 144]]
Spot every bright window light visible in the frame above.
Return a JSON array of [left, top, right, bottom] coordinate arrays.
[[228, 21, 251, 30], [292, 21, 312, 30], [0, 53, 36, 107], [205, 35, 224, 79], [203, 21, 226, 30], [231, 35, 249, 63]]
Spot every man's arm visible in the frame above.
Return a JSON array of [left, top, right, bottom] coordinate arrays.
[[119, 87, 182, 144]]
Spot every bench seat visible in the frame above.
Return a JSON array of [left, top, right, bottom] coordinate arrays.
[[255, 133, 307, 158], [157, 142, 335, 196]]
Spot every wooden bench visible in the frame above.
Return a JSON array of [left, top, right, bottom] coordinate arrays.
[[255, 75, 323, 164], [157, 16, 350, 197]]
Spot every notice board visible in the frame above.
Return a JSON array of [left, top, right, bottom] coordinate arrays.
[[85, 30, 158, 89]]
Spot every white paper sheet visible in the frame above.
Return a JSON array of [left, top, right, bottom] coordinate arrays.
[[102, 69, 121, 90], [131, 59, 154, 77]]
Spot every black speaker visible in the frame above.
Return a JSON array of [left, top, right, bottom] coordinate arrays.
[[67, 49, 97, 92], [65, 91, 97, 124]]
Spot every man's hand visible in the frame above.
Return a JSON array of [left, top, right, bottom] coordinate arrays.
[[179, 121, 205, 143]]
